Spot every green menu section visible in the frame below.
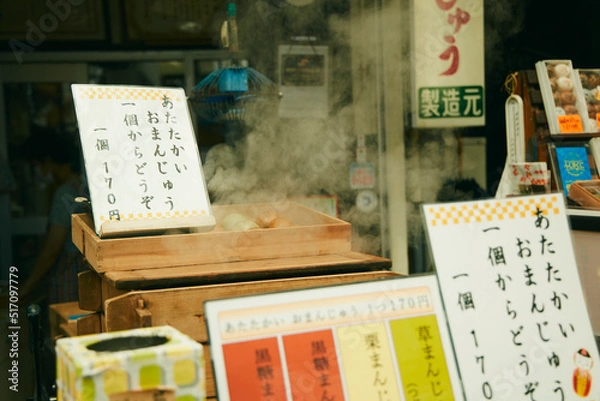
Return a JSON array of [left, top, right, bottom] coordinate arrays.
[[390, 315, 455, 401]]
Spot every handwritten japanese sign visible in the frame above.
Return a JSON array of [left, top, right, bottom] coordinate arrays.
[[205, 275, 464, 401], [411, 0, 485, 128], [423, 194, 600, 400], [72, 84, 214, 237]]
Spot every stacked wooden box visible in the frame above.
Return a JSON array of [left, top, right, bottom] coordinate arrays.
[[61, 202, 395, 399]]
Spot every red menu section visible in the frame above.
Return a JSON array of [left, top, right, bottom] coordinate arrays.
[[283, 329, 345, 401], [223, 338, 287, 401]]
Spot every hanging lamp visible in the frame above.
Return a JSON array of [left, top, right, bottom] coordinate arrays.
[[188, 2, 282, 126]]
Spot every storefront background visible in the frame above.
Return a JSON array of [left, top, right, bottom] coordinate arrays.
[[2, 1, 600, 400], [1, 0, 599, 288]]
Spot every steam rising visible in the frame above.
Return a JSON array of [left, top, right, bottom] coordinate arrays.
[[204, 114, 354, 205], [202, 0, 385, 254], [201, 0, 522, 261]]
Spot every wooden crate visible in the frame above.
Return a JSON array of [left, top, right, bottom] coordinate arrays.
[[72, 202, 352, 273], [77, 251, 392, 311], [101, 270, 399, 399], [48, 302, 102, 339], [70, 201, 393, 399]]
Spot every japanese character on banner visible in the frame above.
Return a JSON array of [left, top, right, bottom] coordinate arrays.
[[435, 0, 471, 76]]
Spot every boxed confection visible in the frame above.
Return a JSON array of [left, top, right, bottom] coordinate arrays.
[[577, 69, 600, 132], [535, 60, 590, 134]]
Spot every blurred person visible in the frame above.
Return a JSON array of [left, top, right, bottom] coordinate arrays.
[[20, 127, 88, 305]]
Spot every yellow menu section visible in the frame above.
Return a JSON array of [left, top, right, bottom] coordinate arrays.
[[337, 323, 402, 401], [390, 315, 454, 401]]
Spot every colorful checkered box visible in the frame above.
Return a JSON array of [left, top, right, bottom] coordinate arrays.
[[55, 325, 205, 401]]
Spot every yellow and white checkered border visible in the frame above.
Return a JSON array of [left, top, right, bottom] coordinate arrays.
[[99, 209, 208, 222], [75, 86, 181, 102], [427, 195, 561, 227]]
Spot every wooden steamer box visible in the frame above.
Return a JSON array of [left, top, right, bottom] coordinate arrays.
[[72, 202, 356, 272], [66, 202, 395, 399]]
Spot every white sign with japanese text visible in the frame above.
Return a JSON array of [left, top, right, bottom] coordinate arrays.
[[411, 0, 485, 128], [205, 275, 465, 401], [424, 194, 600, 400], [72, 84, 214, 237]]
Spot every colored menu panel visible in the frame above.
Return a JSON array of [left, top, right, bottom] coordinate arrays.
[[222, 338, 287, 401], [282, 329, 344, 401], [390, 314, 454, 401], [337, 322, 402, 401]]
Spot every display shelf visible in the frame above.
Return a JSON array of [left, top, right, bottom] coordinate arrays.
[[512, 69, 600, 194], [512, 70, 600, 154], [567, 207, 600, 232], [550, 132, 600, 140]]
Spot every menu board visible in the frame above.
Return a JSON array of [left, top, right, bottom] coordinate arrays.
[[423, 193, 600, 400], [72, 84, 214, 237], [205, 275, 464, 401]]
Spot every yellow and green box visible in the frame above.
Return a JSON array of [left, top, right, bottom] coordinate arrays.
[[55, 325, 205, 401]]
